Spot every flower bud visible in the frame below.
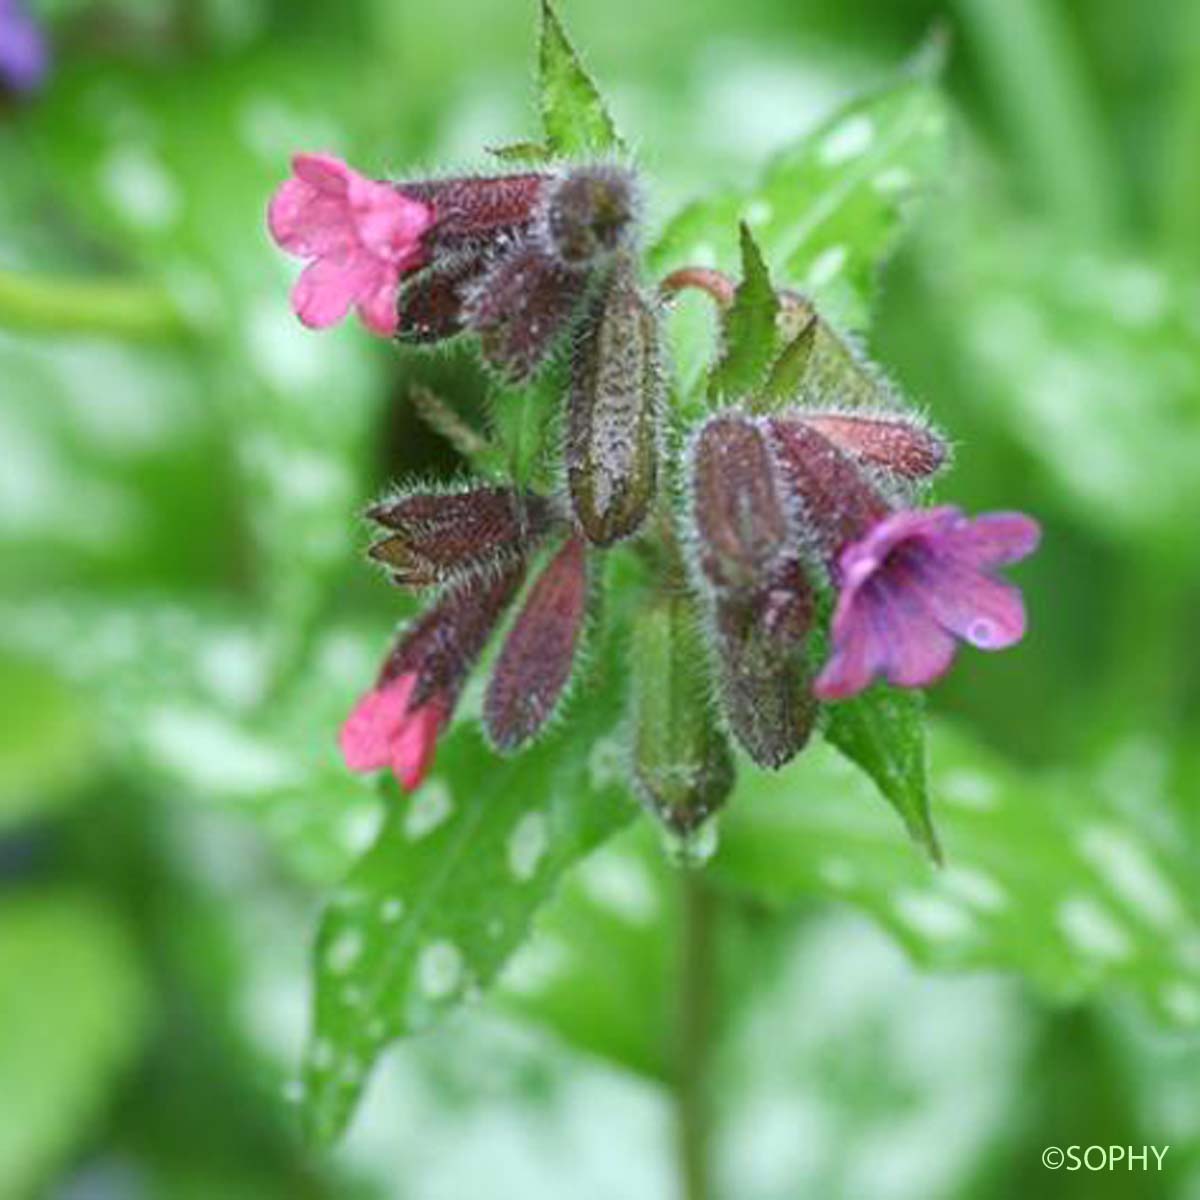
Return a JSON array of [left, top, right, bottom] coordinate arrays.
[[395, 251, 487, 345], [485, 535, 589, 752], [567, 253, 661, 545], [541, 164, 639, 268], [368, 487, 555, 587], [690, 413, 789, 591], [382, 561, 525, 711], [712, 559, 817, 769], [631, 595, 734, 835], [767, 417, 889, 563], [797, 412, 947, 481], [464, 243, 586, 381], [399, 173, 549, 253]]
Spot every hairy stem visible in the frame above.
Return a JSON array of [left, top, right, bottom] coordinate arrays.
[[676, 869, 717, 1200], [0, 268, 188, 341]]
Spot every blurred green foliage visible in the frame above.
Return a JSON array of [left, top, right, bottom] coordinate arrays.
[[2, 0, 1199, 1197]]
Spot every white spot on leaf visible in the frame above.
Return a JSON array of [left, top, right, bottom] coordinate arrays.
[[893, 892, 974, 942], [818, 114, 874, 166], [418, 941, 464, 999], [404, 781, 454, 841], [325, 928, 364, 974], [1056, 895, 1132, 962], [805, 245, 847, 290], [507, 812, 549, 882]]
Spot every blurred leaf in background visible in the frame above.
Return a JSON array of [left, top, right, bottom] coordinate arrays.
[[1, 0, 1200, 1198]]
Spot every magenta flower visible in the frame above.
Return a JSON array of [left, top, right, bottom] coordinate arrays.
[[0, 0, 49, 94], [339, 671, 448, 791], [267, 153, 435, 336], [814, 506, 1041, 700]]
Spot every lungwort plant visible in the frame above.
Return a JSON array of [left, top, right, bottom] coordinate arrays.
[[264, 0, 1039, 1150]]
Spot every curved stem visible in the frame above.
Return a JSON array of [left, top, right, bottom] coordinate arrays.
[[0, 268, 188, 341], [676, 869, 717, 1200]]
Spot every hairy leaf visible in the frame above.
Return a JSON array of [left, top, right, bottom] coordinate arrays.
[[301, 639, 637, 1145], [651, 61, 949, 387], [538, 0, 626, 156], [715, 722, 1200, 1027], [708, 223, 780, 405], [825, 684, 938, 862]]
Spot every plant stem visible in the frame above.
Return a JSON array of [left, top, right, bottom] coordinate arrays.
[[676, 869, 716, 1200], [0, 268, 188, 341]]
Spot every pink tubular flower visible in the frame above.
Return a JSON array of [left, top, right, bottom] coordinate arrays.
[[815, 506, 1041, 700], [339, 671, 448, 791], [267, 153, 434, 336]]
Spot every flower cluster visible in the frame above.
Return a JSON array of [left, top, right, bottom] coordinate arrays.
[[339, 486, 589, 790], [688, 409, 1038, 769], [266, 150, 1039, 821]]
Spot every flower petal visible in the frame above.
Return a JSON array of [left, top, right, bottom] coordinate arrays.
[[937, 511, 1042, 569], [339, 675, 417, 772], [355, 273, 401, 336], [291, 256, 373, 329], [920, 558, 1028, 649], [390, 702, 444, 791]]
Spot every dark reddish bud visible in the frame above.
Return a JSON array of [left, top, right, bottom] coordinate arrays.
[[712, 559, 817, 769], [464, 243, 586, 381], [541, 164, 639, 268], [485, 534, 589, 752], [567, 254, 661, 545], [395, 251, 489, 345], [400, 173, 549, 253], [688, 412, 818, 767], [368, 487, 555, 587], [382, 561, 525, 711], [798, 412, 947, 481], [631, 595, 734, 834], [767, 418, 890, 563], [691, 413, 790, 591]]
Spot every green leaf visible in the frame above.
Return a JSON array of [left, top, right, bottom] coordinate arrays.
[[496, 822, 676, 1081], [0, 891, 148, 1199], [301, 641, 638, 1146], [714, 722, 1200, 1026], [538, 0, 626, 157], [651, 65, 949, 337], [707, 223, 780, 406], [824, 684, 939, 862]]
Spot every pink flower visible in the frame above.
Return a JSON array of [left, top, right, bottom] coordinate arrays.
[[339, 671, 448, 791], [267, 153, 434, 336], [815, 506, 1041, 700]]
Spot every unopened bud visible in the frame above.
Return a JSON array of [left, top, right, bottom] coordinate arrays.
[[767, 418, 890, 562], [712, 559, 817, 769], [464, 243, 586, 382], [485, 535, 589, 752], [798, 412, 946, 481], [632, 595, 734, 834], [368, 487, 554, 587], [382, 561, 525, 710], [400, 173, 549, 253], [567, 253, 661, 545], [690, 413, 790, 591], [395, 251, 486, 345], [542, 164, 639, 268]]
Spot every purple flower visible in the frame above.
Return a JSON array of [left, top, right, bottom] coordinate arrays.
[[0, 0, 49, 95], [814, 506, 1041, 700]]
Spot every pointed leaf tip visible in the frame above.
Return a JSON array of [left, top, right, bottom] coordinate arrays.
[[538, 0, 625, 156]]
